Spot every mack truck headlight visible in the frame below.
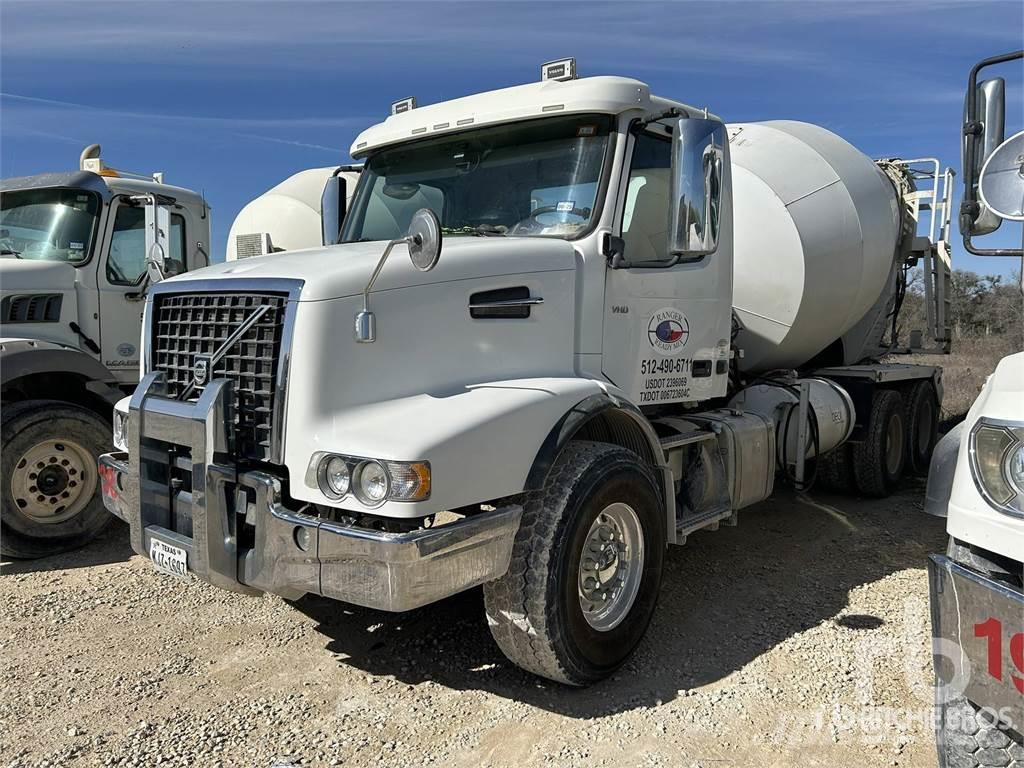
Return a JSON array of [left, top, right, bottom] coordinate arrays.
[[315, 454, 430, 506], [970, 419, 1024, 517]]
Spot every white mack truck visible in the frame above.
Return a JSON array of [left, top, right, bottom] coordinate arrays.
[[100, 59, 955, 685], [1, 148, 355, 559], [0, 146, 212, 558], [927, 50, 1023, 768]]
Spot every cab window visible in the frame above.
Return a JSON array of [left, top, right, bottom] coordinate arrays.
[[621, 129, 672, 262], [107, 206, 186, 285]]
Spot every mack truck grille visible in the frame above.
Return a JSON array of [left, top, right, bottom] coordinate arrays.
[[151, 292, 289, 462]]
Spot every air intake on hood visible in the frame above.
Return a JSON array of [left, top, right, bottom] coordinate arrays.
[[1, 294, 62, 323]]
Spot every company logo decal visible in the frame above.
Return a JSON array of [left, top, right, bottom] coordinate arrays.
[[117, 343, 136, 357], [647, 308, 690, 355]]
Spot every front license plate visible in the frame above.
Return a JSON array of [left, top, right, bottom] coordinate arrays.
[[149, 539, 188, 578]]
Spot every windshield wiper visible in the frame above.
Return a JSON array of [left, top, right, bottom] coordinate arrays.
[[0, 248, 21, 257]]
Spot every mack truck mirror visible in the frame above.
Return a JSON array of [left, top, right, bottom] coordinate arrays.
[[144, 198, 171, 283], [355, 208, 442, 343], [962, 77, 1006, 237], [669, 118, 726, 258], [321, 173, 347, 246]]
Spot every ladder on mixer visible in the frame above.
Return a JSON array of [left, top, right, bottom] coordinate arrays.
[[896, 158, 954, 353]]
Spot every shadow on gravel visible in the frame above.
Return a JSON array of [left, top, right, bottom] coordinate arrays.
[[0, 518, 133, 574], [294, 481, 947, 718]]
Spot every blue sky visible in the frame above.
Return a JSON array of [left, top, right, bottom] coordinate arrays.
[[1, 0, 1021, 276]]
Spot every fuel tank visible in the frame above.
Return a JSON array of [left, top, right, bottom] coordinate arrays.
[[727, 121, 902, 372]]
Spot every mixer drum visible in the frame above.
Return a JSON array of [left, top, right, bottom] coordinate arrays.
[[727, 121, 901, 372]]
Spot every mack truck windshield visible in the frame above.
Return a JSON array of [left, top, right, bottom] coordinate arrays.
[[100, 60, 957, 686]]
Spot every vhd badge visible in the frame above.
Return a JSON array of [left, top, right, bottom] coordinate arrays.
[[647, 307, 689, 355]]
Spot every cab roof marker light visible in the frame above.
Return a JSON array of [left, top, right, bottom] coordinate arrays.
[[433, 123, 450, 130], [542, 104, 565, 112], [541, 57, 577, 82], [391, 97, 417, 116], [456, 118, 474, 126], [411, 127, 427, 135]]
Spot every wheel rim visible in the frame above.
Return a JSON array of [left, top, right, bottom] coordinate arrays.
[[578, 502, 645, 632], [9, 439, 96, 524], [885, 413, 905, 476]]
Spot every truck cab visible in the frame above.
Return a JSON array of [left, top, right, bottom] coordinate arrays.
[[1, 145, 211, 557]]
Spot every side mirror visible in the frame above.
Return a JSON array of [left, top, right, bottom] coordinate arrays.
[[669, 118, 727, 258], [144, 200, 170, 283], [407, 208, 442, 271], [962, 77, 1006, 236], [321, 173, 348, 246], [354, 208, 443, 343]]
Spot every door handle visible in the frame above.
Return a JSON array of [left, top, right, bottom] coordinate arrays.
[[468, 287, 543, 319], [468, 297, 544, 310]]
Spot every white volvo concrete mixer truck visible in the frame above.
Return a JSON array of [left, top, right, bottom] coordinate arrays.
[[100, 60, 954, 684], [926, 50, 1023, 768], [0, 146, 212, 558]]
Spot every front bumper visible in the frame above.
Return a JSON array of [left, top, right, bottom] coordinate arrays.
[[99, 372, 522, 611], [928, 555, 1024, 734]]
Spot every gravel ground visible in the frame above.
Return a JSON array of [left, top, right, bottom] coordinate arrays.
[[1, 480, 948, 768]]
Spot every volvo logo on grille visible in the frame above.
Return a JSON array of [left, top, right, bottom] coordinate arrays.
[[193, 357, 210, 386]]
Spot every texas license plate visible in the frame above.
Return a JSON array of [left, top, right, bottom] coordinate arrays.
[[149, 539, 188, 578]]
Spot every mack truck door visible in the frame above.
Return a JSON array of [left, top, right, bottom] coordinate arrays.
[[94, 199, 189, 383]]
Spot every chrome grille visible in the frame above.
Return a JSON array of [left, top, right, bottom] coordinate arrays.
[[152, 292, 288, 462]]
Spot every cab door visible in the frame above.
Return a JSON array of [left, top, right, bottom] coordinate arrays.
[[95, 199, 189, 383]]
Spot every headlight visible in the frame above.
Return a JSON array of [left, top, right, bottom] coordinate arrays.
[[319, 456, 351, 498], [969, 419, 1024, 517], [354, 460, 390, 506], [312, 453, 430, 505], [112, 410, 129, 453]]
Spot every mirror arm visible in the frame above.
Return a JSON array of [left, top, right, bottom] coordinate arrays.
[[361, 235, 413, 312]]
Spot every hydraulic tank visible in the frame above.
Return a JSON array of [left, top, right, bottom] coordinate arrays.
[[727, 121, 902, 372]]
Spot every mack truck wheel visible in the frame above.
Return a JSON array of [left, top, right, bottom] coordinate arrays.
[[904, 379, 939, 477], [483, 441, 665, 686], [936, 693, 1023, 768], [1, 400, 113, 559], [852, 389, 906, 498]]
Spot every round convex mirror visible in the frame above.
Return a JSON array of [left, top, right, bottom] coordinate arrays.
[[407, 208, 442, 271]]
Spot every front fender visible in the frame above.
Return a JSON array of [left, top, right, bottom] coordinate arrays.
[[0, 337, 121, 404], [924, 422, 964, 518], [287, 377, 621, 518]]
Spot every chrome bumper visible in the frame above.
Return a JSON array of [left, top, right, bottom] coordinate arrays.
[[98, 372, 522, 611], [929, 555, 1023, 734]]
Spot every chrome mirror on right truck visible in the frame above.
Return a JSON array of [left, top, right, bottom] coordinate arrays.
[[962, 77, 1006, 237], [669, 118, 726, 258]]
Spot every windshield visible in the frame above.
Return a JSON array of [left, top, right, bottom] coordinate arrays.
[[0, 188, 102, 263], [343, 114, 613, 242]]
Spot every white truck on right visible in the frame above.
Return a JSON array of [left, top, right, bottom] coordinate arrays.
[[927, 50, 1024, 768]]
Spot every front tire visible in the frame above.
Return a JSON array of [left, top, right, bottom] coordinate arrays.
[[1, 400, 113, 559], [483, 441, 665, 685]]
